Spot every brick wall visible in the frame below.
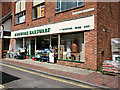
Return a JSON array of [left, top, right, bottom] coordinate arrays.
[[97, 2, 119, 69], [12, 2, 97, 31], [2, 2, 12, 17]]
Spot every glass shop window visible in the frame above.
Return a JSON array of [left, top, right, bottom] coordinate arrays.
[[15, 38, 23, 52], [56, 0, 84, 12], [36, 36, 50, 50], [15, 0, 26, 24], [59, 33, 84, 61], [32, 0, 45, 19]]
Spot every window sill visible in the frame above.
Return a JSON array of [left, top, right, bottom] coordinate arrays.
[[55, 5, 85, 15], [32, 16, 45, 21], [14, 22, 26, 26], [57, 59, 85, 63]]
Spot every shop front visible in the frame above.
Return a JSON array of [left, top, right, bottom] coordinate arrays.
[[12, 15, 94, 64]]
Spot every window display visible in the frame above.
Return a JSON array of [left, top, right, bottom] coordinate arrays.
[[15, 38, 23, 53], [59, 32, 84, 61]]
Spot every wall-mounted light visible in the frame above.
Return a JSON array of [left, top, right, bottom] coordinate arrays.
[[103, 28, 112, 32], [103, 29, 106, 32]]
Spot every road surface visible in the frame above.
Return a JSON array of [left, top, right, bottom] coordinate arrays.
[[0, 63, 93, 89]]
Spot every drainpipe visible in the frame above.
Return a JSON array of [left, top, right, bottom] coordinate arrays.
[[0, 25, 4, 59], [1, 25, 4, 38]]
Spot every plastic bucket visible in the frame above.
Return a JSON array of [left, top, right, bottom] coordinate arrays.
[[32, 57, 35, 60]]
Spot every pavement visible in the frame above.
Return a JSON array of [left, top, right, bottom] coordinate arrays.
[[1, 58, 120, 89]]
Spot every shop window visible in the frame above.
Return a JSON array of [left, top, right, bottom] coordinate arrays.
[[59, 33, 84, 61], [15, 0, 26, 24], [15, 38, 23, 53], [56, 0, 84, 12], [36, 36, 50, 50], [32, 0, 45, 19]]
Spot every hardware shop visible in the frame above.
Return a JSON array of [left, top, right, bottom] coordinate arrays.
[[11, 15, 94, 64]]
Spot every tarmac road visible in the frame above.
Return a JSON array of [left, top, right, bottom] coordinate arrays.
[[0, 63, 93, 89]]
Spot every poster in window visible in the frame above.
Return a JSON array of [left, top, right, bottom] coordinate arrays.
[[19, 15, 25, 23], [41, 6, 45, 17]]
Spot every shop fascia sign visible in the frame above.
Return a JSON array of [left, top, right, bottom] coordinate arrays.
[[14, 28, 51, 36], [12, 15, 94, 38], [14, 24, 90, 37]]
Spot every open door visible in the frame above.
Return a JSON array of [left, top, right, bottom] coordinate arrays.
[[30, 37, 35, 59], [51, 35, 58, 63]]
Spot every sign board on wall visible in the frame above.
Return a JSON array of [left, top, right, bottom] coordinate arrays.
[[11, 15, 94, 38]]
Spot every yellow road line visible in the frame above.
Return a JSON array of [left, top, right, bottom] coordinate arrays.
[[0, 63, 92, 88], [0, 84, 5, 90]]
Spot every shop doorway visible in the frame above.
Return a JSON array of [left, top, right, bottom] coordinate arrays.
[[51, 35, 58, 63], [30, 38, 35, 59], [2, 38, 10, 58]]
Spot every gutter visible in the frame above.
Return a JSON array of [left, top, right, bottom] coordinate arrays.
[[0, 12, 12, 23]]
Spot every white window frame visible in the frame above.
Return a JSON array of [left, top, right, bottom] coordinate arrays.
[[56, 0, 84, 12], [15, 0, 26, 24], [15, 0, 26, 14], [40, 5, 45, 17], [33, 4, 45, 19]]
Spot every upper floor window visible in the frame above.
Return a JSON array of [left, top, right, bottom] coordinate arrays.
[[15, 0, 26, 25], [32, 0, 45, 19], [56, 0, 84, 13]]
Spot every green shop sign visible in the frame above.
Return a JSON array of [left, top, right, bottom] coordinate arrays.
[[75, 26, 81, 29], [84, 25, 90, 28], [59, 27, 72, 30], [15, 28, 51, 36]]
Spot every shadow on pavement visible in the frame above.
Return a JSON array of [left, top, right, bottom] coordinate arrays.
[[0, 71, 20, 84]]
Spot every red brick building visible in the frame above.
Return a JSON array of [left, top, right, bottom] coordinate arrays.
[[0, 1, 12, 59], [10, 0, 119, 70]]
